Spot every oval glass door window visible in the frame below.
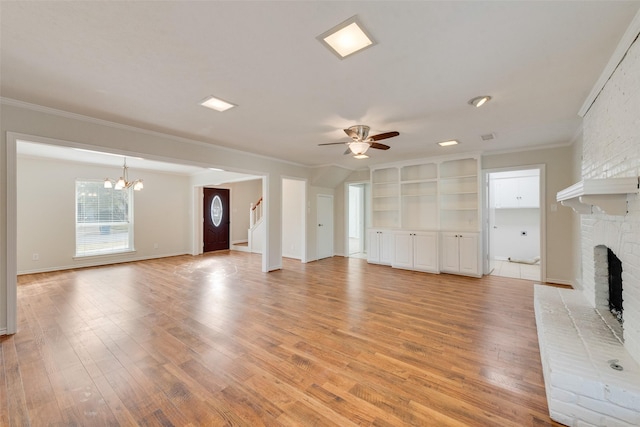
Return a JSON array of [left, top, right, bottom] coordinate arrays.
[[211, 195, 223, 227]]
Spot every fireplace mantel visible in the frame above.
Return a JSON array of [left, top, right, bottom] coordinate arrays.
[[557, 177, 639, 215]]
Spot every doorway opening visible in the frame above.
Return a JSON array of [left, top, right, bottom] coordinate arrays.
[[484, 167, 543, 281], [347, 183, 368, 259]]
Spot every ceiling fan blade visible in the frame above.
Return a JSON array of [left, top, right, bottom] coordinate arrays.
[[318, 142, 349, 146], [370, 142, 391, 150], [368, 131, 399, 141], [344, 148, 352, 155], [343, 128, 359, 139]]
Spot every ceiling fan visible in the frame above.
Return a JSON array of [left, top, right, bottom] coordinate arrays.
[[318, 125, 400, 159]]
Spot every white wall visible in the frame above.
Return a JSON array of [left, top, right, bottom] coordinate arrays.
[[17, 155, 191, 273], [492, 208, 540, 260], [282, 178, 305, 259]]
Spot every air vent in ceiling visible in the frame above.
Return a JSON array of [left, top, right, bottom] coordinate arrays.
[[481, 133, 495, 141]]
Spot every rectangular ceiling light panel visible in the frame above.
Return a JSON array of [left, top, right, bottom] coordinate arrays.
[[200, 96, 236, 112], [438, 140, 459, 147], [318, 16, 376, 59]]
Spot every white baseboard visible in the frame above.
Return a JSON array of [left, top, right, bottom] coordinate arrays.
[[0, 328, 7, 336], [17, 252, 189, 275]]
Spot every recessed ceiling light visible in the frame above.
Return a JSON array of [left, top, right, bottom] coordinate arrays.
[[208, 167, 225, 171], [200, 95, 236, 112], [468, 95, 492, 108], [317, 16, 376, 59], [438, 140, 459, 147]]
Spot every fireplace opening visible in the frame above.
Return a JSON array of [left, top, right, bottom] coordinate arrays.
[[607, 248, 623, 325]]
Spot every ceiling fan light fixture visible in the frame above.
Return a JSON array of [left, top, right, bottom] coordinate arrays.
[[468, 95, 492, 108], [200, 95, 236, 112], [349, 141, 370, 155], [317, 16, 376, 59], [353, 154, 369, 159], [438, 140, 459, 147]]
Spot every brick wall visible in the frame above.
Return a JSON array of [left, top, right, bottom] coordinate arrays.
[[581, 35, 640, 365]]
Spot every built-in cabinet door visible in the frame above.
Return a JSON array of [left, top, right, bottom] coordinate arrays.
[[517, 176, 539, 208], [367, 229, 394, 265], [367, 229, 381, 263], [393, 231, 437, 272], [393, 233, 413, 269], [494, 179, 519, 208], [494, 176, 539, 208], [458, 233, 479, 275], [441, 232, 480, 276], [440, 233, 460, 272], [413, 232, 438, 272], [380, 231, 395, 265]]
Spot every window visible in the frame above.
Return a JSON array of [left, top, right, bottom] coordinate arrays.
[[75, 180, 134, 256]]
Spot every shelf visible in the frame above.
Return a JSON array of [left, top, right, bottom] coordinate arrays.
[[440, 191, 477, 195], [402, 194, 436, 198], [556, 177, 638, 215], [439, 174, 477, 180], [401, 179, 437, 184], [373, 180, 399, 185]]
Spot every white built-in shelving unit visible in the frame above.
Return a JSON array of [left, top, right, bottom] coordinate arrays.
[[368, 154, 482, 277], [401, 162, 438, 230], [438, 157, 479, 232], [371, 167, 400, 229]]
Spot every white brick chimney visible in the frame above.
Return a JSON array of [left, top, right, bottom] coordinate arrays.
[[581, 33, 640, 363], [536, 18, 640, 427]]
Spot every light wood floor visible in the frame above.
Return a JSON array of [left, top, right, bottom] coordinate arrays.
[[1, 252, 563, 426]]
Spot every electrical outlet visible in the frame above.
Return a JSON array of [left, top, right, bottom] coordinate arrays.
[[154, 243, 159, 249], [521, 231, 528, 236], [32, 253, 39, 261]]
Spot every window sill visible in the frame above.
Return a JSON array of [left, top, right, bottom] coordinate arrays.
[[73, 249, 137, 261]]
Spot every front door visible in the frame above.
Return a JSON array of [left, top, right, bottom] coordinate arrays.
[[204, 188, 230, 252]]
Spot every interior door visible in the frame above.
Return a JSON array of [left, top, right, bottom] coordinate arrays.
[[204, 188, 230, 252], [317, 194, 334, 260], [486, 173, 497, 274]]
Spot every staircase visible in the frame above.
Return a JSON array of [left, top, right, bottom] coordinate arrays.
[[248, 197, 264, 254]]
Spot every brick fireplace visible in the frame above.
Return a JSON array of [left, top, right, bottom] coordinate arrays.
[[536, 20, 640, 427]]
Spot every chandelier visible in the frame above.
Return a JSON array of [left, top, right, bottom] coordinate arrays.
[[104, 158, 143, 191]]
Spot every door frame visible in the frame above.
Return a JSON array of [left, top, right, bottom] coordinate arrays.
[[482, 164, 546, 281], [344, 180, 370, 258]]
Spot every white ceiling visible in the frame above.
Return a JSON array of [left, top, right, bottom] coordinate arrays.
[[2, 1, 639, 169]]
